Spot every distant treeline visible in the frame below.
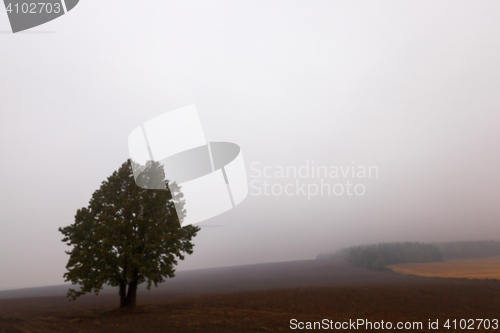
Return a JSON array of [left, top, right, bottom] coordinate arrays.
[[436, 241, 500, 260], [347, 242, 442, 271], [317, 240, 500, 271]]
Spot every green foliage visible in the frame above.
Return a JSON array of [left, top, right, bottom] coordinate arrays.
[[59, 159, 200, 306], [436, 240, 500, 259], [344, 242, 443, 271], [346, 247, 389, 271], [325, 240, 500, 271], [374, 242, 443, 265]]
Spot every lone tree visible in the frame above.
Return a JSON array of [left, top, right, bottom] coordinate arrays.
[[59, 159, 199, 308]]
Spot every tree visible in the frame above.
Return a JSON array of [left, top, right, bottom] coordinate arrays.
[[59, 159, 200, 308]]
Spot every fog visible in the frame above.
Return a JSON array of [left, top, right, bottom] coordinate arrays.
[[1, 0, 499, 290]]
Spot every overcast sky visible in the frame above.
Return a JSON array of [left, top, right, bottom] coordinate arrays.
[[1, 0, 500, 290]]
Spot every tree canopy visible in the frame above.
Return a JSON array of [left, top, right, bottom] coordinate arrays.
[[59, 159, 199, 308]]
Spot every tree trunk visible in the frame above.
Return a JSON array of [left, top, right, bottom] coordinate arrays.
[[119, 282, 126, 308], [121, 280, 138, 308]]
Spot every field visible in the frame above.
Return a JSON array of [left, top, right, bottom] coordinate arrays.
[[390, 256, 500, 280], [1, 259, 500, 332]]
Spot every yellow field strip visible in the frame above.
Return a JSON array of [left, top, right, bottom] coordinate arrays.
[[389, 257, 500, 280]]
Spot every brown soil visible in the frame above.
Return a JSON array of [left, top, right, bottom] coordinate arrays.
[[1, 259, 499, 332]]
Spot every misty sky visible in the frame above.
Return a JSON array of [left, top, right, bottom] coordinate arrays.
[[1, 0, 500, 290]]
